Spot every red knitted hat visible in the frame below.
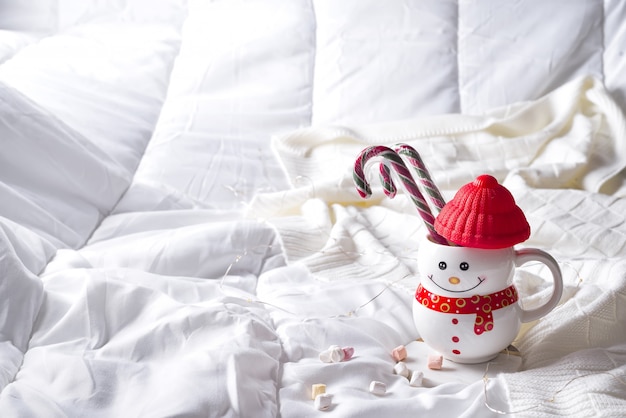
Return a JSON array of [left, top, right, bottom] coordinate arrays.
[[434, 175, 530, 249]]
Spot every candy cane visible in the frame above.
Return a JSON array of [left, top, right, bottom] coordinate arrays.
[[378, 162, 396, 198], [353, 145, 401, 198], [353, 145, 449, 245], [395, 144, 446, 213]]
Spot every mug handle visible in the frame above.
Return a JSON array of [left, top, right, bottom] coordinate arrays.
[[514, 248, 564, 323]]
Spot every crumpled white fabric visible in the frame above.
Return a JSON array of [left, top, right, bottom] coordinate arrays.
[[0, 221, 46, 392]]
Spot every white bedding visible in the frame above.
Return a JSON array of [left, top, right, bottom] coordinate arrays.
[[1, 1, 626, 417]]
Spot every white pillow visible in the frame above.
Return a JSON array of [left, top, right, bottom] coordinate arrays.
[[115, 0, 314, 213], [0, 1, 56, 32], [0, 0, 188, 32], [312, 0, 461, 125], [0, 18, 184, 174], [457, 0, 603, 113], [0, 83, 129, 248]]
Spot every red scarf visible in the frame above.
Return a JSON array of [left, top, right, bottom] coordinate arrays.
[[415, 284, 518, 335]]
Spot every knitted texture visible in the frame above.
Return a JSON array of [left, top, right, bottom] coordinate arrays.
[[434, 175, 530, 249]]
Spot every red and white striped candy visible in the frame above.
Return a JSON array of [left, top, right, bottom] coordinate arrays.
[[353, 145, 448, 245]]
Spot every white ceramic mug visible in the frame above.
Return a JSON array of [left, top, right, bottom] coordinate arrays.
[[412, 236, 563, 364]]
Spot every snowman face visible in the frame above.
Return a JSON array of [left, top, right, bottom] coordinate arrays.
[[418, 238, 516, 296], [429, 258, 484, 293]]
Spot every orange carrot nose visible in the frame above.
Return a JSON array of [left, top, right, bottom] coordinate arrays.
[[448, 277, 460, 285]]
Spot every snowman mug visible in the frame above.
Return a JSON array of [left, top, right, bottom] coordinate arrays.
[[412, 236, 563, 364]]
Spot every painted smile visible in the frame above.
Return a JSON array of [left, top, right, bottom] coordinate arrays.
[[428, 275, 485, 293]]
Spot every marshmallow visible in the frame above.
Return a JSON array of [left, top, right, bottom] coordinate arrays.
[[391, 345, 407, 362], [319, 345, 354, 363], [342, 346, 355, 360], [314, 393, 332, 410], [409, 370, 424, 387], [319, 345, 345, 363], [393, 361, 410, 378], [427, 354, 443, 370], [311, 384, 326, 400], [369, 380, 386, 395]]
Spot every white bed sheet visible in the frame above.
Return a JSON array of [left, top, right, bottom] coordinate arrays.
[[1, 0, 626, 417]]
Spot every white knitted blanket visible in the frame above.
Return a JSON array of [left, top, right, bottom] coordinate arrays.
[[250, 76, 626, 416]]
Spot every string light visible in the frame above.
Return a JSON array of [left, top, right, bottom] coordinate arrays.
[[217, 242, 415, 318], [219, 174, 419, 316]]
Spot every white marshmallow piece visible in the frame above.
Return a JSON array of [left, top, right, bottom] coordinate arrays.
[[369, 380, 386, 395], [318, 350, 332, 363], [393, 361, 410, 378], [319, 345, 345, 363], [330, 346, 345, 362], [315, 393, 332, 410], [409, 370, 424, 387]]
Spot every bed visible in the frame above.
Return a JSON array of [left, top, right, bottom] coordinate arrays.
[[1, 0, 625, 416]]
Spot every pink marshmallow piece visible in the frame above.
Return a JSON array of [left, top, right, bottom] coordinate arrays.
[[391, 345, 407, 362], [427, 354, 443, 370], [342, 346, 355, 361]]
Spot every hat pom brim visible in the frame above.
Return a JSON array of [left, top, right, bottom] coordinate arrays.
[[434, 207, 530, 249], [434, 175, 531, 249]]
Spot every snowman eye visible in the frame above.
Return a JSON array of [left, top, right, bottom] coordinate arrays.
[[438, 261, 447, 270], [460, 262, 469, 271]]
